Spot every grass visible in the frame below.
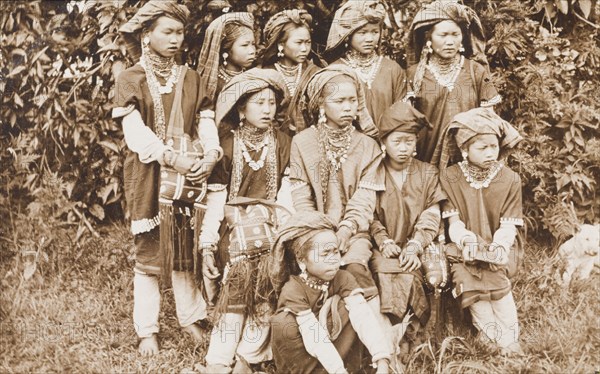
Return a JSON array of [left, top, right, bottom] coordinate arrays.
[[0, 223, 599, 373]]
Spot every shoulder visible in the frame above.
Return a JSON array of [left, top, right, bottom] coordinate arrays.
[[466, 59, 487, 75], [355, 130, 381, 151], [275, 128, 292, 144], [293, 126, 317, 144], [413, 159, 439, 176], [381, 56, 403, 71], [116, 64, 145, 83], [497, 164, 521, 185], [279, 276, 309, 304]]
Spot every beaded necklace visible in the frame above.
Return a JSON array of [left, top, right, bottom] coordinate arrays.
[[341, 50, 382, 89], [426, 54, 464, 92], [218, 65, 244, 83], [300, 274, 330, 293], [274, 62, 302, 96], [317, 123, 354, 173], [458, 160, 504, 189], [239, 126, 270, 171]]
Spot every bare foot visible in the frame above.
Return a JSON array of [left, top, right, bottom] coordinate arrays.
[[232, 356, 252, 374], [183, 323, 204, 344], [138, 334, 159, 356]]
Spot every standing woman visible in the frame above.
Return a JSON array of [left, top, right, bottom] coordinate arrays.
[[290, 65, 385, 321], [258, 9, 325, 133], [324, 0, 406, 130], [406, 0, 501, 167], [200, 69, 292, 373], [113, 1, 223, 356], [197, 12, 256, 105]]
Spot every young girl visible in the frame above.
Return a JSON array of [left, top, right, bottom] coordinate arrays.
[[270, 212, 392, 373], [370, 102, 447, 359], [197, 12, 256, 105], [200, 69, 292, 373], [406, 0, 501, 167], [438, 107, 524, 354], [324, 0, 407, 130], [114, 1, 223, 356]]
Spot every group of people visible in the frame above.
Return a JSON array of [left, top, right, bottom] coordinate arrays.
[[112, 0, 526, 372]]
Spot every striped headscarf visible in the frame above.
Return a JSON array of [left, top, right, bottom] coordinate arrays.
[[118, 0, 190, 62], [259, 9, 314, 66]]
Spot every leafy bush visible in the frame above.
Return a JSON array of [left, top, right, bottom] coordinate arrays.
[[1, 0, 598, 254]]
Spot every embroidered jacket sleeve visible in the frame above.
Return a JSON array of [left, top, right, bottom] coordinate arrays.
[[472, 61, 502, 107], [410, 166, 446, 248], [493, 171, 524, 250], [370, 207, 391, 248], [195, 73, 223, 159]]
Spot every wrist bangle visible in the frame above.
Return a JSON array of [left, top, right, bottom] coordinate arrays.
[[407, 239, 423, 256], [381, 239, 395, 248], [339, 220, 357, 235]]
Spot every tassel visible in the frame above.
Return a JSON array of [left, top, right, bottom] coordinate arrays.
[[160, 202, 175, 286]]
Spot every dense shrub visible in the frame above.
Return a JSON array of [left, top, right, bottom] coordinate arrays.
[[1, 0, 598, 255]]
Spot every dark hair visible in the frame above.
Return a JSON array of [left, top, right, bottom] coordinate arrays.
[[222, 86, 284, 127], [420, 20, 472, 59]]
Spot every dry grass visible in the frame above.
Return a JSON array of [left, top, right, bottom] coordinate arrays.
[[1, 224, 599, 373]]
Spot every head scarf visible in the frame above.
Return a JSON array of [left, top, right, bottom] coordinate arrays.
[[324, 0, 386, 61], [258, 10, 317, 66], [437, 107, 523, 168], [293, 65, 376, 134], [196, 12, 255, 101], [268, 211, 338, 293], [214, 68, 288, 128], [407, 0, 487, 67], [378, 101, 431, 140], [118, 1, 190, 62]]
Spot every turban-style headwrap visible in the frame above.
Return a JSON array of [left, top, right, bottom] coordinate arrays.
[[258, 9, 317, 66], [378, 101, 432, 140], [407, 0, 487, 68], [267, 211, 338, 294], [324, 0, 386, 62], [436, 107, 523, 168], [196, 12, 255, 102], [214, 68, 288, 128], [293, 65, 377, 136], [118, 1, 190, 62]]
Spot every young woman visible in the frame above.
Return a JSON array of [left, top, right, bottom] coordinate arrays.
[[114, 1, 223, 356], [258, 9, 325, 133], [289, 65, 385, 327], [324, 0, 407, 131], [269, 212, 391, 373], [197, 12, 256, 105], [370, 101, 447, 360], [438, 107, 524, 355], [406, 0, 501, 167], [200, 68, 292, 373]]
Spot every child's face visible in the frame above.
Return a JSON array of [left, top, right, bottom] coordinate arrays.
[[301, 230, 341, 281], [465, 134, 500, 168], [383, 131, 417, 166], [228, 29, 256, 69]]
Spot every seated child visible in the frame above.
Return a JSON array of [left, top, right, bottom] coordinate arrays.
[[269, 212, 392, 373]]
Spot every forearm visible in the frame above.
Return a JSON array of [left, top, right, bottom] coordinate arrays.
[[370, 219, 390, 248], [411, 204, 441, 247], [343, 188, 376, 233], [492, 223, 517, 251], [198, 110, 223, 160], [295, 311, 346, 373], [199, 188, 227, 247], [122, 110, 169, 164], [290, 180, 317, 212]]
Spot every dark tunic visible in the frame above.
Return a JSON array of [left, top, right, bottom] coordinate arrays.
[[439, 164, 524, 308], [114, 65, 212, 274]]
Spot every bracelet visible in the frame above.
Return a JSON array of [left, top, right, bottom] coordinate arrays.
[[201, 244, 217, 255], [406, 239, 423, 256], [381, 239, 395, 248], [339, 220, 357, 235]]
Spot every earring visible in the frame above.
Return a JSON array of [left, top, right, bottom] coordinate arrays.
[[239, 114, 245, 127], [318, 108, 327, 125], [143, 36, 150, 46], [381, 144, 387, 154], [462, 151, 468, 161], [222, 52, 228, 66], [425, 40, 433, 54], [412, 150, 417, 157], [344, 40, 348, 49], [299, 263, 307, 280], [459, 44, 465, 53], [277, 45, 284, 58]]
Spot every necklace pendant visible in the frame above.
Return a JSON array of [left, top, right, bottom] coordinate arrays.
[[159, 85, 172, 95]]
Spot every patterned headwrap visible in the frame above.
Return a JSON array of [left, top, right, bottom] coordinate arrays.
[[196, 12, 255, 101], [214, 68, 288, 128], [294, 65, 377, 135], [324, 0, 386, 61], [378, 101, 432, 140], [407, 0, 487, 67], [436, 107, 523, 168], [268, 211, 338, 294], [118, 0, 190, 62], [258, 9, 313, 66]]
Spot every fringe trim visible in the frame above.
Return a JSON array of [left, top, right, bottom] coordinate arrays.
[[500, 217, 524, 226], [358, 181, 386, 191], [290, 181, 308, 191], [131, 214, 161, 235], [480, 94, 502, 107], [442, 210, 459, 219], [207, 183, 227, 192], [112, 104, 135, 119]]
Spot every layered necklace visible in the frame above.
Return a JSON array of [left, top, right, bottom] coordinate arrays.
[[317, 123, 354, 173], [229, 125, 278, 201], [218, 65, 244, 83], [274, 62, 303, 96], [139, 50, 181, 140], [341, 50, 382, 89], [458, 160, 504, 190], [426, 54, 464, 92], [300, 273, 330, 293]]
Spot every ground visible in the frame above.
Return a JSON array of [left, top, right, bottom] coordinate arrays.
[[0, 224, 598, 373]]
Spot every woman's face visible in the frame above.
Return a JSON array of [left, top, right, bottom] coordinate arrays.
[[321, 79, 358, 129], [146, 16, 185, 58], [349, 22, 380, 55], [227, 28, 256, 69], [280, 26, 311, 65], [301, 230, 340, 282], [464, 134, 500, 168], [430, 20, 463, 60], [239, 87, 277, 130], [383, 131, 417, 167]]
